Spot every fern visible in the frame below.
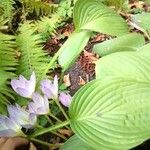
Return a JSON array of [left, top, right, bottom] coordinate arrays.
[[35, 0, 73, 40], [0, 0, 15, 20], [20, 0, 57, 16], [0, 29, 17, 112], [35, 15, 61, 40], [16, 22, 50, 81]]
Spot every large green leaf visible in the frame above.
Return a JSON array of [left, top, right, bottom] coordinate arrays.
[[131, 13, 150, 33], [58, 31, 91, 71], [74, 0, 129, 36], [137, 43, 150, 57], [69, 78, 150, 150], [95, 51, 150, 80], [60, 135, 95, 150], [93, 33, 145, 56]]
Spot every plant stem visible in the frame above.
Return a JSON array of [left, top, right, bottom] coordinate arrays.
[[46, 115, 54, 125], [29, 138, 52, 147], [50, 113, 62, 122], [54, 99, 69, 120], [49, 113, 70, 130], [31, 120, 70, 138], [40, 48, 62, 83]]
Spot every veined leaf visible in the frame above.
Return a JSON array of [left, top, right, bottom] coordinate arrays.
[[69, 78, 150, 150], [93, 33, 145, 56], [60, 135, 95, 150], [131, 13, 150, 33], [74, 0, 129, 36], [58, 31, 92, 71], [95, 51, 150, 80], [138, 43, 150, 57]]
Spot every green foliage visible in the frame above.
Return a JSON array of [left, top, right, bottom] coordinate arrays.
[[74, 0, 129, 36], [93, 33, 145, 56], [60, 135, 95, 150], [20, 0, 57, 16], [69, 77, 150, 149], [16, 22, 50, 80], [58, 0, 129, 71], [104, 0, 129, 11], [0, 0, 15, 20], [0, 32, 17, 103], [131, 13, 150, 40], [58, 31, 92, 71], [35, 15, 61, 40], [95, 51, 150, 79], [0, 29, 17, 112]]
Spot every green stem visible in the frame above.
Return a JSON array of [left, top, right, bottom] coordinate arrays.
[[29, 138, 52, 147], [46, 115, 54, 125], [50, 113, 62, 123], [50, 113, 70, 129], [31, 120, 70, 138], [54, 99, 69, 120], [39, 49, 62, 83]]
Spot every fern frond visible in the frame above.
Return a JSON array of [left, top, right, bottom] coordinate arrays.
[[16, 22, 50, 81], [21, 0, 57, 16], [0, 31, 17, 108], [35, 15, 61, 39], [0, 0, 15, 19]]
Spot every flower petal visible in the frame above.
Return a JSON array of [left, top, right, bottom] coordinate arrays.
[[59, 92, 72, 107]]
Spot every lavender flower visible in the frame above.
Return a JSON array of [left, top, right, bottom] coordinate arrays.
[[59, 92, 72, 107], [0, 115, 23, 137], [41, 75, 58, 99], [7, 104, 37, 129], [28, 93, 49, 115], [11, 72, 36, 98]]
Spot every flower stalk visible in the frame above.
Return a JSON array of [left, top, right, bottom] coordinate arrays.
[[30, 120, 70, 138]]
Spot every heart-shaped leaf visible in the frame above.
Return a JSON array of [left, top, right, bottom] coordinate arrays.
[[93, 33, 145, 56], [60, 135, 95, 150], [69, 78, 150, 150], [74, 0, 129, 36], [95, 51, 150, 80]]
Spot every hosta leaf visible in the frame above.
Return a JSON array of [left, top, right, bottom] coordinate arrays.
[[69, 78, 150, 150], [58, 31, 91, 71], [95, 51, 150, 80], [131, 13, 150, 33], [74, 0, 129, 36], [60, 135, 95, 150], [93, 33, 145, 56], [137, 43, 150, 57]]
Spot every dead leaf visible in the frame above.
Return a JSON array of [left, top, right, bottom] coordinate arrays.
[[79, 76, 86, 85], [58, 129, 72, 137], [63, 74, 71, 87]]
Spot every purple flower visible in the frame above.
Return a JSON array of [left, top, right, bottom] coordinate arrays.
[[0, 115, 23, 137], [11, 72, 36, 98], [28, 93, 49, 115], [59, 92, 72, 107], [7, 104, 37, 129], [41, 75, 58, 99]]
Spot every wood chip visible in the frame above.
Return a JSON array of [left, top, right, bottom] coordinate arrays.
[[79, 76, 86, 85], [63, 74, 71, 87], [58, 129, 72, 137]]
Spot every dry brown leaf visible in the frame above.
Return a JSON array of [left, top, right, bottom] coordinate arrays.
[[79, 76, 86, 85], [58, 129, 72, 137], [63, 74, 71, 87]]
